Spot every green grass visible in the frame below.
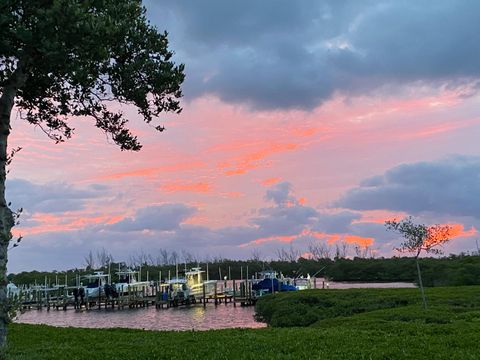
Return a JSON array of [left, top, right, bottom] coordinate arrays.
[[255, 286, 480, 326], [7, 286, 480, 359]]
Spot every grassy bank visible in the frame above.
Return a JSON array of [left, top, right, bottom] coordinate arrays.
[[255, 286, 480, 327], [7, 286, 480, 359]]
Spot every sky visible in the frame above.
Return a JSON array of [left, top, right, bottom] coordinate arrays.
[[7, 0, 480, 272]]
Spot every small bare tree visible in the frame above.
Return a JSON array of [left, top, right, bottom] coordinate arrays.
[[276, 243, 300, 262], [308, 241, 332, 260], [169, 250, 179, 265], [84, 250, 95, 270], [250, 248, 263, 262], [158, 249, 170, 265], [334, 241, 349, 259], [138, 250, 151, 266], [181, 250, 195, 264], [127, 254, 137, 268], [386, 217, 451, 309], [96, 248, 114, 269], [147, 254, 156, 266], [353, 244, 373, 259]]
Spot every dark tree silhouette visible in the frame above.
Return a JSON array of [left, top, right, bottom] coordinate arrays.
[[0, 0, 184, 346]]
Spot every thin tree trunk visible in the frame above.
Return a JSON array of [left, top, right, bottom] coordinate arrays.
[[415, 257, 427, 309], [0, 63, 27, 349]]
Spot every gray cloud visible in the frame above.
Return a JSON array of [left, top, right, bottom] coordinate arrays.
[[264, 182, 295, 205], [312, 210, 361, 234], [6, 178, 108, 213], [253, 205, 318, 238], [108, 204, 196, 232], [145, 0, 480, 110], [336, 156, 480, 218]]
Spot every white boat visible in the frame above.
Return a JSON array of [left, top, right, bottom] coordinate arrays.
[[115, 269, 150, 295], [185, 267, 217, 297], [162, 277, 191, 303], [83, 271, 109, 298], [294, 274, 313, 290], [7, 282, 20, 298], [159, 267, 217, 304]]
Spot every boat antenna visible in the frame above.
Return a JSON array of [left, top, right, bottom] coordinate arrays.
[[312, 266, 326, 278]]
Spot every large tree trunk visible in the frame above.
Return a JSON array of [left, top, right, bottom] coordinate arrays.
[[0, 64, 26, 349]]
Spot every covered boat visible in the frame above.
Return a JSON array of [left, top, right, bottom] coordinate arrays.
[[252, 270, 297, 294]]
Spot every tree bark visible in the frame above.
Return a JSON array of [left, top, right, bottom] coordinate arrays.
[[0, 63, 27, 349]]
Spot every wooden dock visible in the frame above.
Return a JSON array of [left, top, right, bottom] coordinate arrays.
[[15, 279, 259, 312]]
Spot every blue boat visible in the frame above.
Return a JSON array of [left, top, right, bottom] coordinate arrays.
[[252, 271, 297, 294]]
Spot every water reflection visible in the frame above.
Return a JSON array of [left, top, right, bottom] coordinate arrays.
[[16, 303, 266, 331], [320, 281, 415, 289]]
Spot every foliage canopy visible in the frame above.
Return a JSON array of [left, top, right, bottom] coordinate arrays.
[[385, 217, 452, 258], [0, 0, 185, 150]]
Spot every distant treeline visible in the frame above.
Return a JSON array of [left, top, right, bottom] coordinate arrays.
[[9, 254, 480, 287]]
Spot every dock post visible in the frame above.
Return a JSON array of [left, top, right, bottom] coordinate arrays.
[[214, 282, 218, 306], [225, 282, 228, 306], [233, 279, 236, 307], [202, 283, 206, 308], [249, 280, 252, 305], [313, 277, 317, 289], [63, 287, 67, 311]]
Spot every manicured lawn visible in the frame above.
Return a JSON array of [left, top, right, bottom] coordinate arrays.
[[7, 286, 480, 359]]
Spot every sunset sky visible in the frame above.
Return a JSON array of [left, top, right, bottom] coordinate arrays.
[[8, 0, 480, 272]]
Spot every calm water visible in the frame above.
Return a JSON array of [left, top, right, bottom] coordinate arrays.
[[16, 281, 414, 331], [16, 303, 266, 331]]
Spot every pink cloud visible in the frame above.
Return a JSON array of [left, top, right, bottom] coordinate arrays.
[[13, 213, 125, 237], [95, 161, 207, 181], [160, 181, 212, 193], [260, 177, 282, 186], [220, 143, 299, 176]]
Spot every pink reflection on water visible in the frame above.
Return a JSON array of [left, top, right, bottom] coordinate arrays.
[[16, 303, 266, 331]]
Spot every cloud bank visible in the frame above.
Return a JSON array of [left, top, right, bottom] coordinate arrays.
[[336, 156, 480, 218], [147, 0, 480, 110]]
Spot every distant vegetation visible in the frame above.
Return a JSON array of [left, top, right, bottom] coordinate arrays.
[[9, 253, 480, 288]]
